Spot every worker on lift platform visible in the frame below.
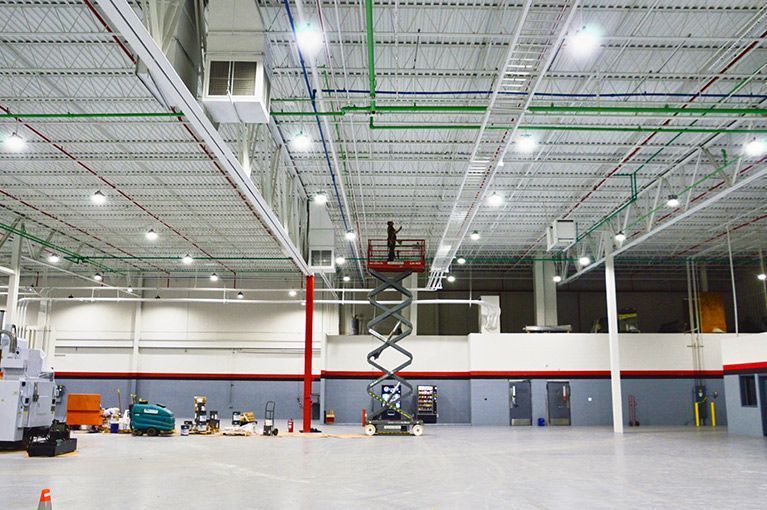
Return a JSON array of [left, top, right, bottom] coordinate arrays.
[[387, 221, 402, 261]]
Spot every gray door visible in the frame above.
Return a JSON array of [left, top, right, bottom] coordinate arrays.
[[509, 380, 532, 426], [547, 381, 571, 426]]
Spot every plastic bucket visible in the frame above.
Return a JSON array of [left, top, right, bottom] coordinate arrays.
[[110, 422, 119, 433]]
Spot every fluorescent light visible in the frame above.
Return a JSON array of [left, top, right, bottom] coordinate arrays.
[[342, 275, 351, 282], [446, 275, 456, 283], [237, 291, 244, 299], [666, 194, 680, 208], [457, 257, 466, 265], [4, 132, 25, 151], [210, 273, 219, 282], [614, 231, 626, 243], [744, 139, 766, 157], [570, 25, 601, 56], [94, 272, 103, 282], [487, 192, 503, 207], [292, 132, 312, 151], [470, 231, 480, 241], [345, 231, 356, 241], [578, 256, 591, 267], [335, 256, 346, 265], [289, 289, 298, 297], [91, 190, 107, 205], [313, 192, 328, 205], [516, 134, 537, 153], [296, 22, 323, 57], [47, 254, 60, 264], [145, 229, 158, 241], [552, 275, 562, 283], [758, 273, 767, 281], [181, 254, 193, 265]]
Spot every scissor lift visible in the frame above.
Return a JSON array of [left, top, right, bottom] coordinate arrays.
[[364, 239, 426, 436]]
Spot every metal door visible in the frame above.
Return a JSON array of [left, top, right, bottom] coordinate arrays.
[[547, 381, 571, 426], [509, 380, 532, 426], [760, 376, 767, 437]]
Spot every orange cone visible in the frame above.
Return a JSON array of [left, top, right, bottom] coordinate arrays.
[[37, 488, 52, 510]]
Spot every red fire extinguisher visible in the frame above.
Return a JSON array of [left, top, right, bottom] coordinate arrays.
[[287, 418, 294, 433]]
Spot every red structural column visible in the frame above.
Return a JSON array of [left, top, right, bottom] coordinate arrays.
[[302, 274, 315, 433]]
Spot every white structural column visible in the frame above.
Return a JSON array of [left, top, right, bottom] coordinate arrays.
[[604, 243, 624, 434], [533, 260, 558, 326], [3, 234, 22, 329], [130, 278, 143, 394], [480, 295, 501, 333]]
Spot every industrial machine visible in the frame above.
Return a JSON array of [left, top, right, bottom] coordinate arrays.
[[129, 400, 175, 436], [364, 239, 426, 436], [0, 327, 72, 454]]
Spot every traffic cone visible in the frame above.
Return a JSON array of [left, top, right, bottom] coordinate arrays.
[[37, 488, 52, 510]]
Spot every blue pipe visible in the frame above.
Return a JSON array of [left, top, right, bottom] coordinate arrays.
[[321, 89, 767, 100], [283, 0, 350, 233]]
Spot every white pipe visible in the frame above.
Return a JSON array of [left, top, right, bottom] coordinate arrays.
[[21, 286, 438, 293], [604, 244, 624, 434]]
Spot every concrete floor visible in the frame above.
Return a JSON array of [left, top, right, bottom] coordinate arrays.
[[2, 424, 766, 509]]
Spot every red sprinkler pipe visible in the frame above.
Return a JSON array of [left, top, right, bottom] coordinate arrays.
[[302, 274, 315, 433]]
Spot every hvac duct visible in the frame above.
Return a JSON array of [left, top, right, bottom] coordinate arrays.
[[201, 0, 271, 123]]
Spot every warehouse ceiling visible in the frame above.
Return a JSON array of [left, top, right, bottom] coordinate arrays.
[[0, 0, 766, 287]]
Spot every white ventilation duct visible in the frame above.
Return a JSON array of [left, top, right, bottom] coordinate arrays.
[[202, 0, 271, 123]]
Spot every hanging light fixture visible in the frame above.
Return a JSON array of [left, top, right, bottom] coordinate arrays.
[[457, 257, 466, 265], [47, 253, 60, 264], [313, 192, 328, 205], [470, 231, 480, 241], [145, 229, 159, 241], [91, 190, 107, 205], [487, 192, 503, 207], [181, 254, 194, 265], [578, 255, 591, 267], [94, 272, 103, 282], [666, 194, 680, 208], [292, 132, 312, 151], [552, 275, 562, 283], [289, 289, 298, 297], [210, 273, 219, 282], [4, 131, 25, 151], [237, 291, 244, 299], [758, 273, 767, 281], [614, 231, 626, 243], [345, 231, 356, 241], [342, 275, 351, 282], [335, 256, 346, 265]]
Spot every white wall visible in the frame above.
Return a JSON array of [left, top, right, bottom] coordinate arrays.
[[44, 291, 337, 375], [720, 333, 767, 368]]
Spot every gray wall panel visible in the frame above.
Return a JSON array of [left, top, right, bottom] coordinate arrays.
[[470, 379, 508, 425], [723, 375, 763, 437]]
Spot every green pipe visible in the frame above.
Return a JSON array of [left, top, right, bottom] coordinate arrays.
[[272, 104, 486, 117], [0, 112, 184, 119], [527, 105, 767, 115], [368, 118, 767, 134], [365, 0, 376, 102], [0, 221, 117, 273]]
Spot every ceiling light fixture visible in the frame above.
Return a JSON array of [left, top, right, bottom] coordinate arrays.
[[345, 231, 356, 241], [295, 21, 323, 57], [210, 273, 219, 282], [614, 231, 626, 243], [487, 192, 503, 207], [91, 190, 107, 205], [4, 131, 25, 151], [47, 253, 60, 264], [470, 231, 480, 241], [126, 287, 133, 293], [457, 257, 466, 265], [578, 256, 591, 267], [94, 272, 103, 282], [145, 229, 158, 241], [744, 138, 766, 157], [570, 25, 601, 56], [446, 275, 456, 283], [666, 194, 680, 208], [289, 290, 298, 297], [758, 273, 767, 281], [335, 256, 346, 266], [181, 254, 193, 265], [292, 131, 312, 151], [516, 134, 537, 153], [237, 291, 244, 299], [553, 275, 562, 283], [342, 275, 351, 282], [313, 192, 328, 205]]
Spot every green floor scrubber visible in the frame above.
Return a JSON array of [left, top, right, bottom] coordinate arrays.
[[130, 400, 175, 436]]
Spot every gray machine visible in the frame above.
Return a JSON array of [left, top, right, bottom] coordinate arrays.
[[0, 327, 60, 447], [509, 380, 532, 426]]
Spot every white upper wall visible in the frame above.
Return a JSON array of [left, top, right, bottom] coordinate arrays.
[[720, 332, 767, 368]]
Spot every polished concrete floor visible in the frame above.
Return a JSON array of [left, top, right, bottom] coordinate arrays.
[[2, 424, 766, 509]]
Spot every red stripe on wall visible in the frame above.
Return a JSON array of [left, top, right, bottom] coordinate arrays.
[[54, 369, 724, 380], [55, 371, 321, 381], [722, 361, 767, 373]]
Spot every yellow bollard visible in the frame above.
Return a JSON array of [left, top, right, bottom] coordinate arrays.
[[710, 401, 716, 428], [694, 402, 700, 427]]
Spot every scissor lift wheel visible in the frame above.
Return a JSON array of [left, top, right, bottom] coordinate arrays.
[[364, 424, 377, 436]]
